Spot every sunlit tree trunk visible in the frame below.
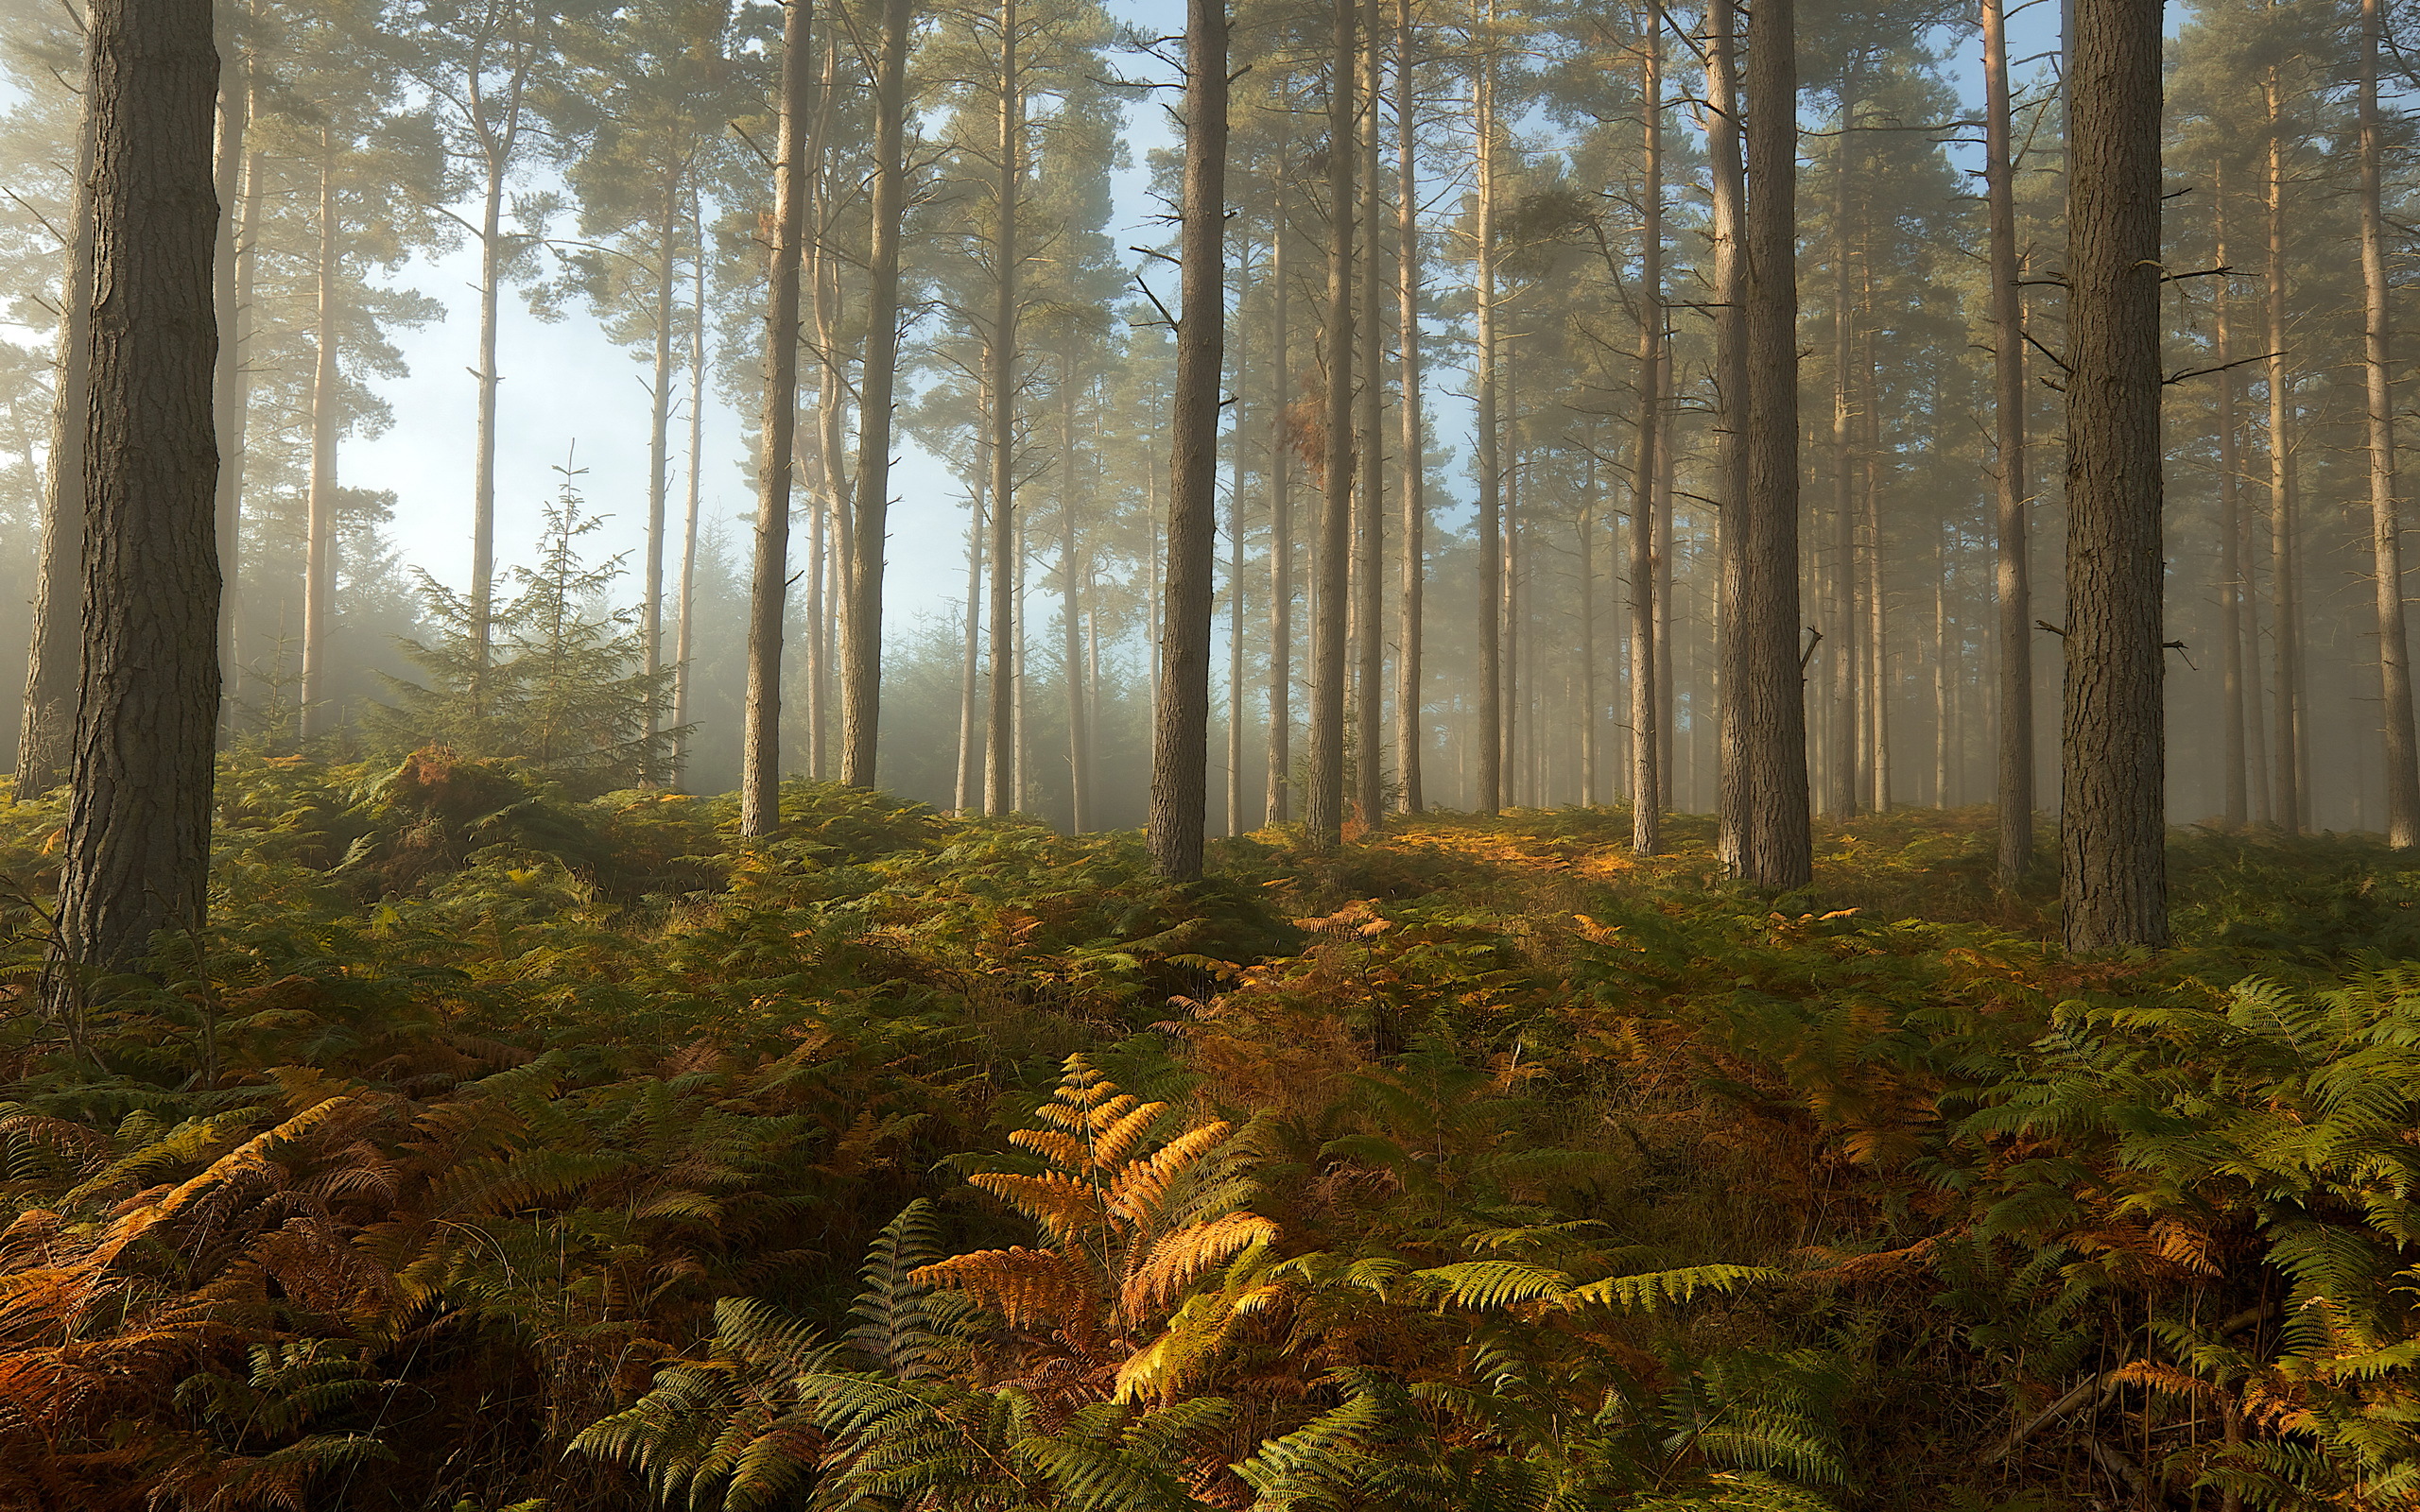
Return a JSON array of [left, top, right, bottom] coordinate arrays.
[[1228, 285, 1249, 837], [2360, 0, 2419, 845], [1393, 0, 1426, 815], [957, 394, 988, 815], [985, 0, 1025, 816], [739, 0, 812, 836], [1471, 0, 1504, 815], [15, 86, 96, 801], [1704, 0, 1749, 854], [839, 0, 909, 788], [2265, 73, 2300, 835], [48, 0, 221, 1005], [212, 31, 249, 715], [2059, 0, 2168, 950], [1266, 125, 1293, 824], [1579, 456, 1599, 804], [1353, 0, 1385, 829], [1826, 74, 1859, 819], [300, 127, 339, 740], [1630, 3, 1662, 851], [1305, 0, 1357, 850]]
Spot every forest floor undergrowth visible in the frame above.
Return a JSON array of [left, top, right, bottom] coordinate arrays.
[[6, 748, 2420, 1511]]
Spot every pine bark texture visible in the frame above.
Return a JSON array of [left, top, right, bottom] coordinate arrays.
[[1704, 0, 1750, 864], [1265, 133, 1292, 824], [1352, 0, 1384, 829], [1148, 0, 1228, 880], [2059, 0, 2168, 951], [300, 129, 337, 740], [985, 1, 1024, 816], [51, 0, 223, 992], [739, 0, 811, 836], [1471, 5, 1503, 815], [211, 35, 249, 704], [1724, 0, 1811, 886], [1305, 0, 1357, 850]]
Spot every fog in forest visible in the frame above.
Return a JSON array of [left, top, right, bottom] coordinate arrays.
[[0, 0, 2396, 841]]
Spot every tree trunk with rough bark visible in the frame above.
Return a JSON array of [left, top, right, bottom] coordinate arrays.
[[1148, 0, 1228, 879], [1353, 0, 1384, 829], [739, 0, 812, 836], [2264, 78, 2300, 835], [1725, 0, 1810, 886], [1305, 0, 1357, 850], [673, 190, 705, 788], [1704, 0, 1749, 860], [1060, 351, 1092, 832], [985, 0, 1025, 816], [212, 33, 249, 711], [1471, 0, 1503, 815], [642, 174, 680, 777], [48, 0, 222, 1005], [2213, 163, 2246, 827], [1267, 129, 1293, 825], [2059, 0, 2168, 951]]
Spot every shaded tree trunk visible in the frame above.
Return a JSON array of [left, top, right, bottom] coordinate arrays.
[[48, 0, 222, 1003], [1228, 292, 1249, 836], [2264, 82, 2300, 835], [1060, 351, 1092, 832], [1724, 0, 1811, 885], [2360, 0, 2420, 846], [739, 0, 813, 836], [2214, 163, 2247, 827], [15, 87, 96, 801], [1984, 0, 2032, 877], [956, 403, 988, 814], [1826, 74, 1859, 819], [1393, 0, 1426, 815], [1305, 0, 1357, 850], [2059, 0, 2168, 951], [1148, 0, 1229, 878], [840, 0, 910, 788]]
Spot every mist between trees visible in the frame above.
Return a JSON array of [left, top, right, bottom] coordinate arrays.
[[0, 0, 2413, 903]]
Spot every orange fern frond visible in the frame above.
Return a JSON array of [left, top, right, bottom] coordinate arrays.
[[966, 1172, 1105, 1244], [1109, 1123, 1231, 1225], [914, 1246, 1098, 1330], [1124, 1212, 1279, 1317]]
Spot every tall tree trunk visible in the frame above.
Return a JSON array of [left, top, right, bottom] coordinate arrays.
[[2214, 162, 2246, 827], [15, 87, 96, 800], [1933, 519, 1949, 806], [1983, 0, 2031, 874], [1472, 0, 1504, 815], [1727, 0, 1811, 885], [49, 0, 221, 1002], [957, 403, 988, 814], [673, 190, 705, 788], [1826, 73, 1859, 819], [1228, 291, 1249, 836], [212, 30, 249, 710], [739, 0, 812, 836], [1392, 0, 1426, 815], [2360, 0, 2419, 845], [1353, 0, 1385, 828], [1267, 127, 1294, 824], [1149, 0, 1229, 877], [1655, 374, 1675, 808], [1704, 0, 1750, 857], [1579, 461, 1598, 804], [471, 155, 506, 694], [2265, 80, 2300, 835], [300, 127, 338, 740], [1504, 407, 1521, 800], [1864, 424, 1888, 809], [985, 1, 1025, 816], [1630, 1, 1662, 852], [1305, 0, 1357, 850], [643, 174, 680, 778], [840, 0, 909, 788], [2060, 0, 2168, 951], [1060, 352, 1092, 832]]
